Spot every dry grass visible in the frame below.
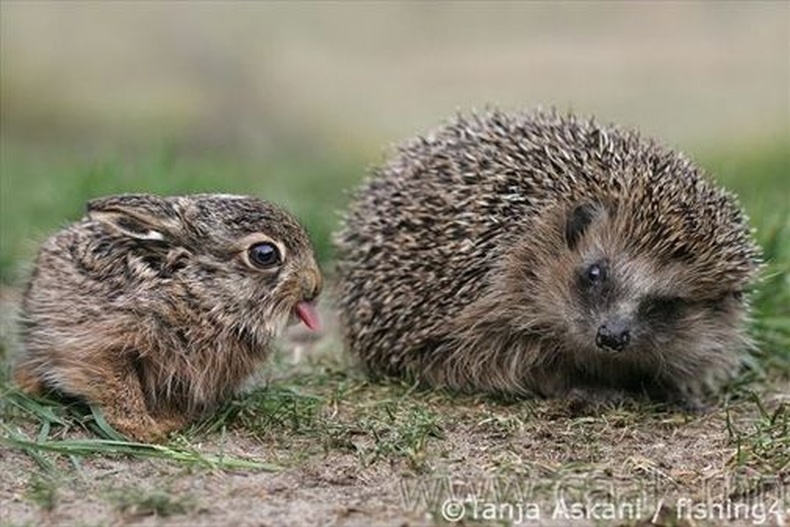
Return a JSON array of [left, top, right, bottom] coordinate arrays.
[[1, 164, 788, 525], [1, 318, 788, 526]]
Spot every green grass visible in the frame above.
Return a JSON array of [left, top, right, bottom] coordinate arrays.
[[0, 368, 445, 475], [0, 141, 785, 284], [703, 142, 789, 219], [24, 474, 58, 512], [21, 465, 198, 519], [726, 393, 789, 473], [0, 144, 365, 283], [750, 217, 790, 371], [701, 142, 790, 370], [188, 377, 445, 472], [1, 386, 278, 472], [0, 142, 788, 520], [108, 486, 197, 519]]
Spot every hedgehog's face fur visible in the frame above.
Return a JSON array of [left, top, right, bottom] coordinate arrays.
[[501, 198, 754, 376]]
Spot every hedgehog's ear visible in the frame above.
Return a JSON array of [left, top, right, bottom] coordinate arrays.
[[87, 194, 181, 241], [565, 202, 602, 250]]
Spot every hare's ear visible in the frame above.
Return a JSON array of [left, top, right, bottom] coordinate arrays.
[[87, 194, 181, 241]]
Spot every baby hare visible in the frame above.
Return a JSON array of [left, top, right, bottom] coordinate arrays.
[[15, 193, 322, 441]]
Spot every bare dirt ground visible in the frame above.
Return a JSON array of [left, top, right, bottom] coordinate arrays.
[[1, 291, 788, 527], [1, 4, 787, 526]]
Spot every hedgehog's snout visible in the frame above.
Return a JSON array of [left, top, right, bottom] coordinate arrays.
[[596, 318, 631, 352]]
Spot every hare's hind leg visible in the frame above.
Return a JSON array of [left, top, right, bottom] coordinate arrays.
[[13, 359, 47, 396], [83, 362, 184, 443]]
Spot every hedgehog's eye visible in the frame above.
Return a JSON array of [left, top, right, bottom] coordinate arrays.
[[247, 242, 282, 268], [585, 262, 607, 284]]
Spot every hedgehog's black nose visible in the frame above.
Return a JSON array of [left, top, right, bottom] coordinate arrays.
[[596, 321, 630, 352]]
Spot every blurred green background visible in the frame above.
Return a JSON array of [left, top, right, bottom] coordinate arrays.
[[1, 2, 788, 285]]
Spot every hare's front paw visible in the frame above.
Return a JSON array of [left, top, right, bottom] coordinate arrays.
[[108, 413, 188, 443]]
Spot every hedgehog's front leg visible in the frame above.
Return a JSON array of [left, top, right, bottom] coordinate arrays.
[[644, 379, 709, 414]]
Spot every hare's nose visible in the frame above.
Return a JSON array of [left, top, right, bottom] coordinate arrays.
[[301, 265, 323, 302]]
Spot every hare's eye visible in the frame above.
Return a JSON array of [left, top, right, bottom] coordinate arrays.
[[248, 242, 281, 268]]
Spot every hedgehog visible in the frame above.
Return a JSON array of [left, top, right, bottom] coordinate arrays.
[[334, 110, 762, 409]]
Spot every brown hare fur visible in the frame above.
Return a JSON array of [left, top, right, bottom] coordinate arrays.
[[15, 193, 322, 441]]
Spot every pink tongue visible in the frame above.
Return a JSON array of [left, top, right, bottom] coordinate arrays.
[[295, 302, 321, 331]]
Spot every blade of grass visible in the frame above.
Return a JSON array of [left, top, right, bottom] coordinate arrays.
[[4, 389, 69, 426], [87, 404, 128, 442], [2, 425, 57, 473], [1, 424, 280, 472]]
